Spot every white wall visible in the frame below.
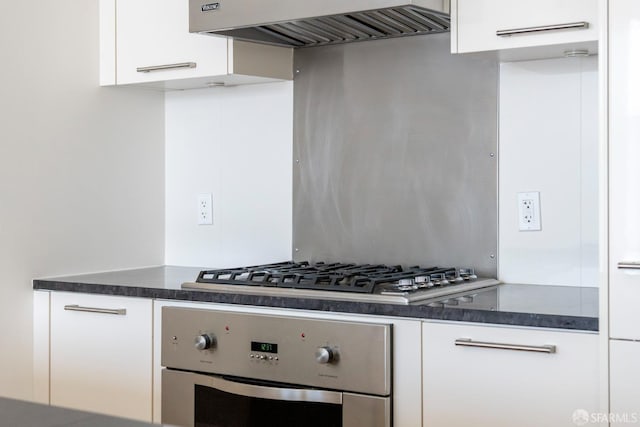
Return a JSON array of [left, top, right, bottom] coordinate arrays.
[[165, 83, 293, 267], [0, 1, 165, 400], [499, 56, 598, 286]]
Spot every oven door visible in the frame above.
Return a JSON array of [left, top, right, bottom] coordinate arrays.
[[162, 368, 391, 427]]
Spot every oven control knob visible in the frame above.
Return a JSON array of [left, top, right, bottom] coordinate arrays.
[[315, 346, 335, 364], [194, 334, 215, 351]]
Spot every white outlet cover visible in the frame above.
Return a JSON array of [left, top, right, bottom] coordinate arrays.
[[517, 192, 541, 231], [197, 193, 213, 225]]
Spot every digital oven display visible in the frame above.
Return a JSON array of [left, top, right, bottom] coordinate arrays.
[[251, 341, 278, 354]]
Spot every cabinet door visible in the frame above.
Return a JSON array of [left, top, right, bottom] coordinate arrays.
[[454, 0, 598, 53], [609, 0, 640, 341], [422, 322, 599, 427], [50, 293, 152, 422], [610, 340, 640, 426], [116, 0, 228, 85]]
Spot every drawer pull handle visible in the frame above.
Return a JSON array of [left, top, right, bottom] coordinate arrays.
[[64, 305, 126, 316], [455, 338, 556, 354], [136, 62, 197, 73], [618, 261, 640, 270], [496, 22, 589, 37]]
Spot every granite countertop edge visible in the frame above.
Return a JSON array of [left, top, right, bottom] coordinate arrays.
[[32, 278, 598, 332]]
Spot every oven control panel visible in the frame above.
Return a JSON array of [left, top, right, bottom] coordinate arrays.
[[161, 307, 391, 396]]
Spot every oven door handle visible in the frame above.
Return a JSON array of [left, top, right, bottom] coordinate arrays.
[[209, 376, 343, 405]]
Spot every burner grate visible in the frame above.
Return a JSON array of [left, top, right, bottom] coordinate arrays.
[[196, 261, 464, 294]]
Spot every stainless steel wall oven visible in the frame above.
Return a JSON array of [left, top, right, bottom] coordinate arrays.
[[161, 307, 392, 427]]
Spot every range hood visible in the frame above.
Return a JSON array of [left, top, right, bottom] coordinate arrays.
[[189, 0, 450, 48]]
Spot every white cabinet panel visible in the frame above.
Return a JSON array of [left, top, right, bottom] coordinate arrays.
[[609, 1, 640, 422], [33, 291, 50, 405], [100, 0, 292, 88], [50, 293, 153, 422], [609, 0, 640, 341], [115, 0, 228, 85], [453, 0, 598, 55], [610, 340, 640, 425], [423, 322, 599, 427]]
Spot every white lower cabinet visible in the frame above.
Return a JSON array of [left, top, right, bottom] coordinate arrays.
[[610, 340, 640, 426], [422, 321, 599, 427], [36, 293, 602, 426], [49, 292, 153, 422]]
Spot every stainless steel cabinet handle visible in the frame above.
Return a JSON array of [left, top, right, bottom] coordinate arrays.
[[496, 22, 589, 37], [455, 338, 556, 354], [64, 304, 126, 316], [136, 62, 197, 73], [618, 261, 640, 270]]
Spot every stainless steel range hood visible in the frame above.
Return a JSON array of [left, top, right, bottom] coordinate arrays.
[[189, 0, 450, 48]]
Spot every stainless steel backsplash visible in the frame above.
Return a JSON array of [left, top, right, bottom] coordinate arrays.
[[293, 33, 499, 277]]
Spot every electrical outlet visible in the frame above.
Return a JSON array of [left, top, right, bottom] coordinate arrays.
[[197, 193, 213, 225], [518, 192, 541, 231]]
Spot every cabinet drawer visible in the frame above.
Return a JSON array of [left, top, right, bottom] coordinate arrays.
[[454, 0, 598, 54], [50, 293, 153, 422], [422, 322, 599, 426]]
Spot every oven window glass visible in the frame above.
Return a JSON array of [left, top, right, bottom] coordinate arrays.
[[194, 384, 342, 427]]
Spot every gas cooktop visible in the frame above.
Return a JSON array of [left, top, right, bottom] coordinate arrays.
[[181, 261, 500, 305]]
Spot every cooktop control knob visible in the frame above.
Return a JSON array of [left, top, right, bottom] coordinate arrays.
[[194, 334, 215, 351], [315, 346, 335, 364]]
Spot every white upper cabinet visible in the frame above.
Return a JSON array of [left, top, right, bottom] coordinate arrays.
[[451, 0, 598, 56], [100, 0, 293, 89]]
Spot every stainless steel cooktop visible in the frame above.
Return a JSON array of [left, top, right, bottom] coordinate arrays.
[[181, 261, 500, 305]]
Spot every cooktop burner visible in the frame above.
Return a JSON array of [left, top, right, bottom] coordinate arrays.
[[183, 261, 499, 305]]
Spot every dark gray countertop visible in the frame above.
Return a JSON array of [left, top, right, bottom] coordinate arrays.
[[0, 397, 165, 427], [33, 266, 598, 331]]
